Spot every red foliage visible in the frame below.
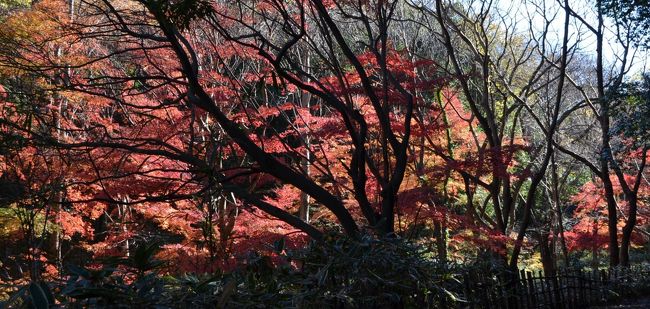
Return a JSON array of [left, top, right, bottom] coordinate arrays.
[[566, 157, 650, 253]]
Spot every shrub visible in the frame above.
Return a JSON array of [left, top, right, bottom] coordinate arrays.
[[2, 235, 461, 308]]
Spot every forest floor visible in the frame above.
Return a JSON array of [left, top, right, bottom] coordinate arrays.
[[589, 297, 650, 308]]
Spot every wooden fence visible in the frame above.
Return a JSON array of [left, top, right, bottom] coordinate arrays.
[[459, 267, 650, 309]]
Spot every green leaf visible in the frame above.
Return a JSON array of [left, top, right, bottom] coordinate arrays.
[[28, 282, 50, 309], [273, 238, 285, 253], [37, 282, 55, 305], [4, 284, 28, 307], [67, 264, 90, 278], [217, 279, 237, 308]]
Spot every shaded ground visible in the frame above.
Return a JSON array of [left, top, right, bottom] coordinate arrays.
[[589, 297, 650, 308]]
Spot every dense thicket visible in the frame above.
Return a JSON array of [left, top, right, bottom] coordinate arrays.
[[0, 0, 648, 306]]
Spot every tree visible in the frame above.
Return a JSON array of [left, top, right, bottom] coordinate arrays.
[[0, 0, 455, 262], [405, 0, 575, 271], [1, 0, 649, 282], [546, 0, 646, 266], [566, 163, 650, 266], [602, 0, 650, 47]]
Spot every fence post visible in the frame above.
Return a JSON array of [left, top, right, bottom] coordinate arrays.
[[485, 271, 494, 309], [456, 267, 650, 309], [477, 270, 492, 309], [567, 270, 575, 309], [535, 271, 545, 308], [611, 267, 618, 302], [464, 272, 473, 309], [591, 269, 598, 305], [526, 271, 536, 308], [553, 274, 563, 309], [600, 269, 608, 303], [578, 269, 586, 306], [519, 270, 528, 309], [497, 273, 508, 309]]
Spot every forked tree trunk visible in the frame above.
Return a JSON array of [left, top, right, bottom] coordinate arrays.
[[620, 196, 638, 266]]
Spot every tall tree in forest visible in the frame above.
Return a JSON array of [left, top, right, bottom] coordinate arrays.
[[408, 0, 574, 270], [0, 0, 453, 255], [547, 0, 647, 266]]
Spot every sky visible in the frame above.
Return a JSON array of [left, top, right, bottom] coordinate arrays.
[[495, 0, 648, 77]]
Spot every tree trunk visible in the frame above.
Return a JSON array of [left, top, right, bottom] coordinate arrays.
[[434, 220, 448, 264], [619, 196, 638, 266], [539, 232, 556, 277], [551, 154, 570, 267], [602, 169, 620, 266]]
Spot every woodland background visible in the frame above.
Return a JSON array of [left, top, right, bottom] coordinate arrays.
[[0, 0, 649, 307]]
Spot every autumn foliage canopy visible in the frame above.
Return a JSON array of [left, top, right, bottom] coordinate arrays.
[[0, 0, 649, 297]]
